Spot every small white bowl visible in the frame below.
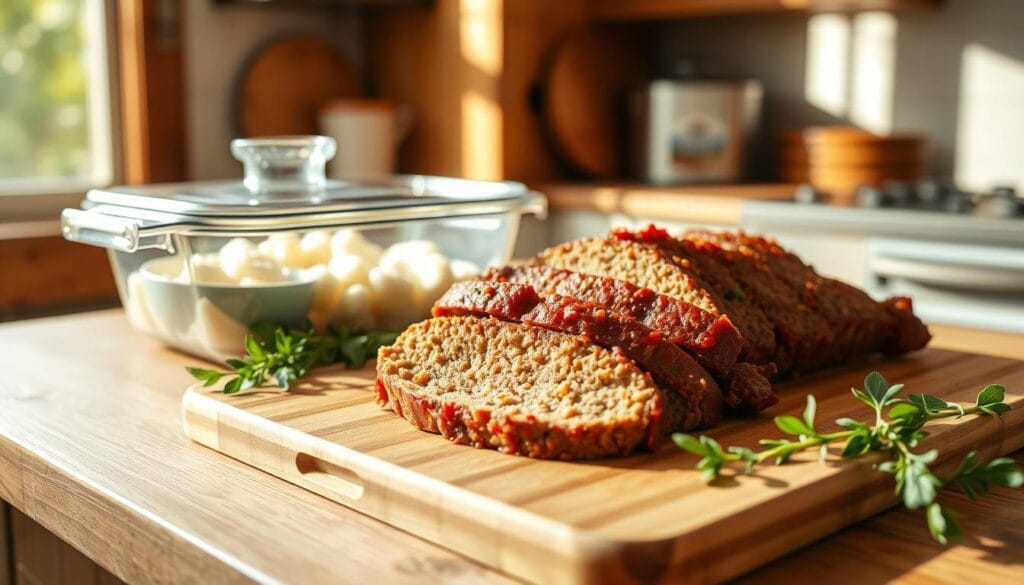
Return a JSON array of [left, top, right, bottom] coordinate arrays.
[[134, 257, 316, 358]]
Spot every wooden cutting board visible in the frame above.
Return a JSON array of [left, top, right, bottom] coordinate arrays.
[[182, 348, 1024, 584]]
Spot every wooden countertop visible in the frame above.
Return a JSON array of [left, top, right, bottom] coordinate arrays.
[[1, 310, 1022, 584], [537, 183, 797, 225]]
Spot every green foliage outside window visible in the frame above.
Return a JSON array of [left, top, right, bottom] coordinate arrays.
[[0, 0, 93, 181]]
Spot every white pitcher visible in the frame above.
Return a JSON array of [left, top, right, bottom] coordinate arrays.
[[318, 99, 414, 179]]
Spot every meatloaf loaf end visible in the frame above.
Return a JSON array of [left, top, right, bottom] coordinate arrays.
[[482, 264, 743, 376], [432, 280, 723, 428], [376, 316, 673, 459], [696, 232, 931, 367], [881, 296, 932, 354]]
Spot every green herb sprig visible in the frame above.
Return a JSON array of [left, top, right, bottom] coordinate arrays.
[[674, 372, 1022, 543], [187, 323, 399, 394]]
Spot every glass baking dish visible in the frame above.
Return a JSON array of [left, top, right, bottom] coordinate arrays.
[[62, 136, 546, 360]]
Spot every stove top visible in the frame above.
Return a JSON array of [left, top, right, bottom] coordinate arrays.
[[795, 181, 1023, 219]]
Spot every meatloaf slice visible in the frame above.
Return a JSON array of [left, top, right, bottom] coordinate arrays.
[[376, 316, 673, 459], [482, 264, 742, 376], [703, 232, 930, 368], [678, 232, 834, 376], [432, 280, 723, 428], [535, 227, 777, 366]]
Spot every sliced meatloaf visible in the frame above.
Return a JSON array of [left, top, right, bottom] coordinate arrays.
[[699, 232, 930, 368], [482, 264, 742, 376], [432, 280, 723, 427], [476, 268, 776, 411], [677, 232, 834, 376], [724, 362, 778, 412], [535, 226, 777, 366], [376, 316, 675, 459], [881, 296, 933, 354]]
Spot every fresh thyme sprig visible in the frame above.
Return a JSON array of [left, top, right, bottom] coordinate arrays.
[[674, 371, 1022, 543], [187, 323, 399, 394]]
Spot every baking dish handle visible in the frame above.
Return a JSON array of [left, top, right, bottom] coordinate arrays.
[[523, 190, 549, 220], [61, 208, 174, 253]]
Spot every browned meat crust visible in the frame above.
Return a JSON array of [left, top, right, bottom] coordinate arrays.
[[433, 280, 722, 429], [482, 264, 742, 376], [881, 296, 933, 354], [534, 225, 929, 402], [723, 362, 778, 412], [536, 228, 778, 366], [699, 232, 930, 369], [680, 232, 834, 375]]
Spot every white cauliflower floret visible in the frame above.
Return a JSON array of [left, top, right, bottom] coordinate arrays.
[[330, 230, 384, 265], [299, 230, 333, 267], [257, 233, 303, 267]]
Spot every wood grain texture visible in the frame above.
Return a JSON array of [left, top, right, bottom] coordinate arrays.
[[184, 347, 1024, 585], [0, 237, 117, 319], [368, 0, 590, 182], [0, 311, 512, 585], [1, 502, 9, 585], [118, 0, 188, 184], [588, 0, 942, 21], [10, 509, 123, 585], [930, 324, 1024, 362], [742, 451, 1024, 585]]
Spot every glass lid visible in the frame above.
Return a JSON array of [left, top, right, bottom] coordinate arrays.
[[63, 136, 545, 253], [83, 136, 532, 218]]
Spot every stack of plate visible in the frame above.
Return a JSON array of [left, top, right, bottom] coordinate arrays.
[[780, 127, 926, 202]]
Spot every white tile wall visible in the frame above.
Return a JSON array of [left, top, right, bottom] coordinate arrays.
[[656, 0, 1024, 190]]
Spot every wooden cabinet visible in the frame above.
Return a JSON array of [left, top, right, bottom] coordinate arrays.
[[1, 504, 122, 585], [0, 236, 118, 321], [1, 503, 9, 585], [366, 0, 940, 184], [366, 0, 590, 183]]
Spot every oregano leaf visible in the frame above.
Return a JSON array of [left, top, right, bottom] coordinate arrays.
[[775, 415, 815, 437], [803, 395, 817, 430], [976, 384, 1006, 407], [864, 371, 890, 406]]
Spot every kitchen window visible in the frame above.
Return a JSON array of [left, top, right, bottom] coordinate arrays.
[[0, 0, 116, 222]]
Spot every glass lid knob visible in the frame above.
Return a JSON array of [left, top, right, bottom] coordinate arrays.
[[230, 135, 337, 197]]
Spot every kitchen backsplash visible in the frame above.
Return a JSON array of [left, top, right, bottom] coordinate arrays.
[[656, 0, 1024, 191]]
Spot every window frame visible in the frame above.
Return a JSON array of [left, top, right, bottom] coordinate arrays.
[[0, 0, 187, 235]]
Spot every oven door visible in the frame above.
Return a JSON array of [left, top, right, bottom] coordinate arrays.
[[866, 238, 1024, 334]]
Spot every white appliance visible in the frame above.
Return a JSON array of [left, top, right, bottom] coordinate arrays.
[[629, 80, 763, 184], [866, 238, 1024, 334], [743, 179, 1024, 334]]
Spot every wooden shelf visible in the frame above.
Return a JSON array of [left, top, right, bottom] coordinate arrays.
[[536, 182, 796, 224], [589, 0, 942, 21]]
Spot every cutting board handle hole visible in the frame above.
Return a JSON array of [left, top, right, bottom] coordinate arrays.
[[295, 452, 365, 501]]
